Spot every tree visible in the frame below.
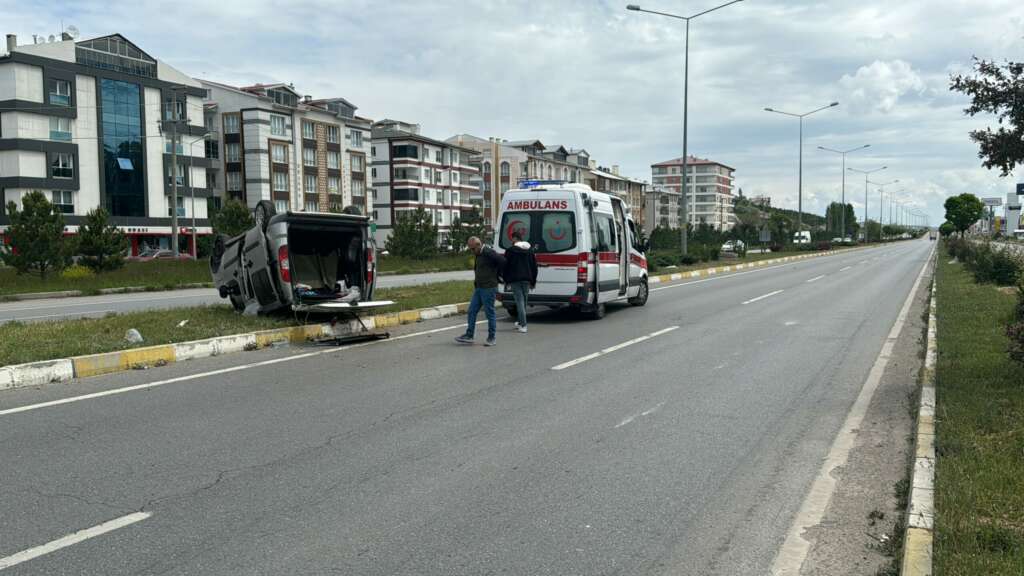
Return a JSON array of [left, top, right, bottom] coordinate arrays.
[[864, 219, 882, 242], [2, 191, 70, 278], [211, 199, 254, 237], [385, 207, 438, 259], [950, 58, 1024, 176], [939, 221, 956, 237], [449, 207, 490, 252], [77, 207, 129, 272], [944, 193, 985, 237]]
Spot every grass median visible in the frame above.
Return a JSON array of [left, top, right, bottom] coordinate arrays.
[[0, 280, 473, 367], [378, 253, 473, 275], [934, 255, 1024, 575], [0, 260, 211, 297]]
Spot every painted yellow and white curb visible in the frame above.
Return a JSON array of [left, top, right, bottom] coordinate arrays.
[[0, 302, 469, 392], [0, 247, 868, 393], [902, 277, 937, 576]]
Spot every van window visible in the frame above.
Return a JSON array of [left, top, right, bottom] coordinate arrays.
[[499, 211, 576, 253], [593, 214, 617, 252]]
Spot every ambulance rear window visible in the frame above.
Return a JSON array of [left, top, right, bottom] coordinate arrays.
[[499, 211, 576, 253]]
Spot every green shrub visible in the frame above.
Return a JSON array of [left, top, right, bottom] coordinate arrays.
[[679, 254, 699, 265], [60, 264, 95, 280]]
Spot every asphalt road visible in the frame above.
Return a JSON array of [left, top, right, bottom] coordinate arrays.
[[0, 240, 932, 575], [0, 269, 474, 324]]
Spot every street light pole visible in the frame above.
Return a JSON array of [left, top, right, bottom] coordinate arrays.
[[765, 101, 839, 235], [628, 0, 744, 255], [847, 165, 886, 242], [818, 144, 869, 239], [870, 179, 899, 240]]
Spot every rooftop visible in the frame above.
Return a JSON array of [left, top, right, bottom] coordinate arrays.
[[652, 156, 735, 171]]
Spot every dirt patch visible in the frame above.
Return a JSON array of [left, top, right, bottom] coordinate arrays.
[[798, 262, 933, 576]]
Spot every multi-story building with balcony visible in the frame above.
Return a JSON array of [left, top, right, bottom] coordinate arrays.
[[199, 80, 372, 217], [644, 186, 684, 231], [0, 32, 211, 254], [372, 120, 479, 246], [651, 155, 736, 230]]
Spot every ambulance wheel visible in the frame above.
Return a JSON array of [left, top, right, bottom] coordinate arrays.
[[504, 304, 518, 319], [586, 303, 606, 320], [629, 278, 649, 306]]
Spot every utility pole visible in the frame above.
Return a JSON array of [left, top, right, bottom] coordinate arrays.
[[171, 113, 179, 255], [848, 165, 886, 242]]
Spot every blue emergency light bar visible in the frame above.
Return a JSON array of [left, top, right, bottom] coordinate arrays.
[[517, 179, 567, 188]]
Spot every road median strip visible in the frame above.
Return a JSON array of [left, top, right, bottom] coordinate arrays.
[[1, 245, 876, 393]]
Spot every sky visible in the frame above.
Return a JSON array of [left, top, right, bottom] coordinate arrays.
[[5, 0, 1024, 226]]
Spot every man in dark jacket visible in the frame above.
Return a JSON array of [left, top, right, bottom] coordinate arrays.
[[455, 236, 505, 346], [503, 228, 538, 333]]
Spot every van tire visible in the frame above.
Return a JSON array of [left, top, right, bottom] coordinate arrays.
[[229, 294, 246, 311], [586, 303, 606, 320], [254, 200, 276, 233], [629, 278, 649, 306]]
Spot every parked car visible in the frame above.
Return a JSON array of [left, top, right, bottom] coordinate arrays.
[[210, 201, 391, 315], [830, 237, 843, 244], [721, 239, 745, 252], [793, 231, 811, 244], [129, 248, 194, 262]]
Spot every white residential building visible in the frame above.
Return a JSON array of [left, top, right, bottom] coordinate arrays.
[[651, 155, 736, 230]]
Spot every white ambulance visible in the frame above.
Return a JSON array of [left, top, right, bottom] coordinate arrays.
[[494, 180, 649, 319]]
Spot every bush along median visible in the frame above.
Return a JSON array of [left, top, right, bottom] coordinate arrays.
[[932, 243, 1024, 575]]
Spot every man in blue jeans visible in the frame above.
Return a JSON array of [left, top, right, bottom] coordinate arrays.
[[455, 236, 505, 346], [502, 228, 538, 333]]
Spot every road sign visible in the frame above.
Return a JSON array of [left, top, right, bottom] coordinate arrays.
[[982, 197, 1002, 207], [759, 226, 771, 243]]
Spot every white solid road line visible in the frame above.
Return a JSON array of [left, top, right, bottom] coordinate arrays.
[[839, 266, 852, 272], [771, 242, 935, 576], [552, 326, 679, 371], [742, 290, 784, 305], [0, 512, 151, 570], [0, 321, 483, 417], [805, 275, 825, 283]]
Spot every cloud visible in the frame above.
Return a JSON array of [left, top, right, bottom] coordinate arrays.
[[839, 60, 926, 115]]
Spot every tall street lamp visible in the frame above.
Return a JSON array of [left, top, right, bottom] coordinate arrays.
[[818, 144, 869, 239], [870, 179, 899, 239], [628, 0, 744, 255], [848, 165, 887, 241], [765, 101, 839, 235]]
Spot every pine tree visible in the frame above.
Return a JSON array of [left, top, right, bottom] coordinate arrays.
[[211, 199, 254, 237], [77, 207, 129, 272], [385, 207, 439, 259], [2, 191, 70, 279]]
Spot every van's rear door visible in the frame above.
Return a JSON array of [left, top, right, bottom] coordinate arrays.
[[498, 191, 578, 298]]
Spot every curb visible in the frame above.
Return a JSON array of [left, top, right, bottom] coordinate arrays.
[[0, 301, 470, 392], [0, 245, 872, 392], [902, 271, 937, 575], [3, 283, 214, 302]]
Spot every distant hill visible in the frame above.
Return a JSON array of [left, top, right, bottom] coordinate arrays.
[[734, 197, 826, 230]]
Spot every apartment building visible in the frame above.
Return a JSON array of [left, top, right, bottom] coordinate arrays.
[[644, 186, 684, 230], [0, 32, 210, 254], [199, 80, 372, 216], [651, 155, 736, 230], [372, 120, 478, 246]]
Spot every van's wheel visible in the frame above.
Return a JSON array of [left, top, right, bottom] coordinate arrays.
[[629, 278, 649, 306], [254, 200, 276, 233], [504, 304, 518, 319], [586, 303, 606, 320], [229, 294, 245, 311]]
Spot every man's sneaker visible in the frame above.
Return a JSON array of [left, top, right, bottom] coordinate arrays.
[[517, 325, 528, 333], [514, 321, 521, 328], [484, 337, 497, 347], [454, 334, 474, 344]]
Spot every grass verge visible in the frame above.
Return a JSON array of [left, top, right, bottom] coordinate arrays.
[[0, 280, 474, 367], [0, 260, 211, 297], [934, 254, 1024, 575], [378, 253, 472, 275]]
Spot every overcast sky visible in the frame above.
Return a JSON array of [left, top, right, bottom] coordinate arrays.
[[6, 0, 1024, 225]]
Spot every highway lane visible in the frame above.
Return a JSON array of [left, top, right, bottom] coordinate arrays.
[[0, 269, 475, 324], [0, 240, 931, 575]]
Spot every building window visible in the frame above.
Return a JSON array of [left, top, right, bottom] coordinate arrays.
[[270, 114, 286, 136], [206, 171, 217, 190], [223, 114, 239, 134], [452, 172, 459, 184], [435, 150, 442, 163], [168, 196, 185, 217], [205, 140, 219, 159], [372, 210, 378, 220], [225, 143, 240, 163], [520, 164, 528, 178], [48, 79, 71, 106], [302, 121, 315, 140], [326, 125, 340, 144], [164, 99, 185, 122], [226, 171, 242, 191], [351, 155, 364, 172], [371, 167, 376, 178], [273, 171, 288, 192], [51, 190, 74, 213], [305, 199, 317, 212], [305, 174, 317, 193], [327, 150, 340, 169], [423, 167, 432, 182], [271, 143, 287, 164], [167, 163, 185, 187], [392, 188, 419, 202], [452, 191, 460, 205], [392, 145, 418, 159], [328, 176, 340, 193], [371, 146, 376, 157], [350, 130, 362, 147], [500, 162, 510, 177], [303, 147, 316, 167], [164, 139, 184, 155], [51, 153, 74, 179], [275, 199, 288, 213], [49, 117, 72, 141]]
